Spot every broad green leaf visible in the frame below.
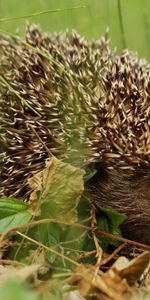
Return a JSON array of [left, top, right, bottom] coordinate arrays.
[[0, 211, 32, 234], [97, 215, 122, 249], [96, 207, 126, 250], [97, 215, 112, 250], [97, 205, 127, 228], [0, 281, 40, 300], [0, 198, 29, 219], [34, 222, 60, 264]]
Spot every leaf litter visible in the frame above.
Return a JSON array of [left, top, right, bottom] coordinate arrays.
[[0, 156, 150, 299]]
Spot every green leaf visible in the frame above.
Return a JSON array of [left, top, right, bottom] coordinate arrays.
[[0, 281, 40, 300], [0, 198, 31, 234], [97, 215, 112, 250], [84, 168, 97, 182], [96, 206, 127, 250], [0, 211, 32, 234], [97, 205, 127, 228], [97, 215, 121, 250], [0, 198, 29, 219], [35, 222, 60, 264], [28, 157, 85, 265]]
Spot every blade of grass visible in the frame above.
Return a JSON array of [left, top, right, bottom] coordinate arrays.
[[143, 0, 150, 55], [0, 29, 72, 115], [0, 6, 86, 23], [0, 29, 70, 77], [117, 0, 126, 49], [0, 75, 41, 116]]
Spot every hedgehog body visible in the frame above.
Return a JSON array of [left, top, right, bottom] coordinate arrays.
[[1, 26, 150, 244]]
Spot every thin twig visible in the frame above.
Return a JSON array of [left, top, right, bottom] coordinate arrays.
[[101, 242, 126, 266], [0, 218, 93, 245], [96, 229, 150, 251], [0, 217, 150, 252], [0, 259, 25, 266], [90, 202, 103, 275], [17, 231, 80, 267]]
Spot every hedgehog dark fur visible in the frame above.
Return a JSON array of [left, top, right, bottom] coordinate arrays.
[[0, 25, 150, 244]]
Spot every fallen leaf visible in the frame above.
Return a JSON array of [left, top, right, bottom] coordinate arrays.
[[29, 157, 85, 223]]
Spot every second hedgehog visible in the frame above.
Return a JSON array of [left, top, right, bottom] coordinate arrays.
[[0, 26, 150, 244]]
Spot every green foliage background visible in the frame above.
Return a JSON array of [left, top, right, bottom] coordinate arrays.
[[0, 0, 150, 59]]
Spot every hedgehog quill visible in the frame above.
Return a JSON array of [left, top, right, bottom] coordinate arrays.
[[0, 25, 150, 244]]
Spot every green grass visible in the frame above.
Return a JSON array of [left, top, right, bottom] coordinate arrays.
[[0, 0, 150, 57]]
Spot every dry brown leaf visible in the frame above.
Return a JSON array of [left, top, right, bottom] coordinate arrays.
[[118, 252, 150, 286], [72, 264, 128, 300], [28, 157, 85, 222], [70, 253, 150, 300]]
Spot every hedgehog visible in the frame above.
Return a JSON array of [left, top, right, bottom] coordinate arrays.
[[0, 25, 150, 244]]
